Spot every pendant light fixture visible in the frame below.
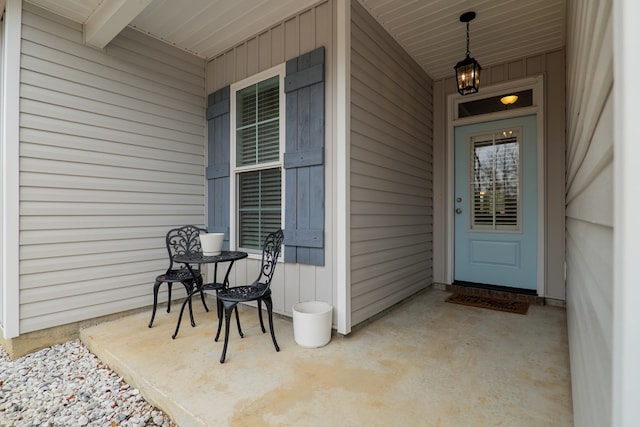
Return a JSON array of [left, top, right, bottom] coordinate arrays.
[[454, 11, 482, 95]]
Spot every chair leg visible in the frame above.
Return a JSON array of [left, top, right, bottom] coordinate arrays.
[[215, 297, 243, 341], [188, 294, 195, 326], [172, 291, 195, 339], [148, 279, 162, 328], [166, 283, 172, 313], [257, 300, 266, 333], [215, 297, 223, 342], [199, 287, 209, 312], [263, 296, 280, 352], [234, 306, 244, 338], [220, 301, 237, 363], [178, 281, 196, 327]]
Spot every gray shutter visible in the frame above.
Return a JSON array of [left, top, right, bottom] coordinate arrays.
[[284, 47, 325, 265], [206, 86, 231, 250]]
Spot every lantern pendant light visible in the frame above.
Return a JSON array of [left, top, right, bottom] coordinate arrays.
[[455, 11, 482, 95]]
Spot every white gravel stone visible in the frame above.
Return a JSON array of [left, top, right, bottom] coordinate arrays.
[[0, 340, 176, 426]]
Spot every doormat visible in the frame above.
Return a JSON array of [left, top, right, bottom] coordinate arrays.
[[445, 293, 529, 315]]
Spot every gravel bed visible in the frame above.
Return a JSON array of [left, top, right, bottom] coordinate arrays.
[[0, 340, 176, 427]]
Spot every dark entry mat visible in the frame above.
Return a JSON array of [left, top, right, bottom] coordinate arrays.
[[445, 293, 529, 315]]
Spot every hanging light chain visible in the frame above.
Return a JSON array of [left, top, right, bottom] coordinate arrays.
[[466, 21, 470, 57]]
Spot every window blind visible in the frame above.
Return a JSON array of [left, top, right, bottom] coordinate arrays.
[[471, 130, 520, 230], [238, 168, 281, 249]]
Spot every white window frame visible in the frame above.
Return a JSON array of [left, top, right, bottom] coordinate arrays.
[[229, 63, 286, 255]]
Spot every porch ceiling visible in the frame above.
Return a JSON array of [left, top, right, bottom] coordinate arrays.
[[24, 0, 566, 80]]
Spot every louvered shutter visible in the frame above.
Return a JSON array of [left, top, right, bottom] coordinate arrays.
[[206, 86, 231, 250], [284, 47, 325, 265]]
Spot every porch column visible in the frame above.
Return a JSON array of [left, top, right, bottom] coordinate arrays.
[[613, 0, 640, 424], [335, 0, 351, 334], [1, 0, 22, 339]]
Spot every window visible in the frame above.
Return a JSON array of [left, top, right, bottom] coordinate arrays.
[[231, 68, 285, 251], [470, 129, 520, 231], [458, 89, 533, 118], [207, 48, 325, 264]]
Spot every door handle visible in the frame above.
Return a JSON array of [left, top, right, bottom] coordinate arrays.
[[455, 208, 463, 214]]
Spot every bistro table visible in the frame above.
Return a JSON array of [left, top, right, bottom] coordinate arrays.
[[171, 251, 248, 339]]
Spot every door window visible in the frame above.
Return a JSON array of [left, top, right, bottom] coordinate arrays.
[[470, 129, 520, 231]]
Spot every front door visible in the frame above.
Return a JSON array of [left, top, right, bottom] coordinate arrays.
[[454, 115, 537, 291]]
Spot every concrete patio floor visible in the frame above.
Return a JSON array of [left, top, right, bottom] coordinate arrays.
[[80, 287, 573, 426]]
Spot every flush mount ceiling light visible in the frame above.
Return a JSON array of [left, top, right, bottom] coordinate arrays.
[[454, 11, 482, 96], [500, 95, 518, 105]]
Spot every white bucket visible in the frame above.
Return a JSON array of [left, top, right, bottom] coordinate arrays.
[[199, 232, 224, 256], [292, 301, 333, 348]]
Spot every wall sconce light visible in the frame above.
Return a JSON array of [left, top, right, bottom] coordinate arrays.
[[455, 11, 482, 95], [500, 95, 518, 105]]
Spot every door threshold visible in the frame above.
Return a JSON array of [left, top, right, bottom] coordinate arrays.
[[449, 281, 545, 305]]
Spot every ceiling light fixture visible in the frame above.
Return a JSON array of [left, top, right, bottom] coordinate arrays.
[[500, 95, 518, 105], [454, 11, 482, 96]]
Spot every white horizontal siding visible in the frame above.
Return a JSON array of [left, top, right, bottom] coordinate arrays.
[[565, 0, 614, 425], [350, 1, 432, 326], [18, 3, 206, 333]]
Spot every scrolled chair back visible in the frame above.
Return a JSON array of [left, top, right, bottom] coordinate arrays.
[[256, 229, 284, 289], [166, 225, 207, 258]]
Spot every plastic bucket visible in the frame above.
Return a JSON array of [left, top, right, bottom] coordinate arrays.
[[292, 301, 333, 348]]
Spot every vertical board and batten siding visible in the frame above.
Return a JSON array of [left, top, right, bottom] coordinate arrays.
[[19, 4, 206, 333], [205, 0, 334, 317], [350, 1, 433, 326], [565, 0, 613, 425], [432, 48, 566, 301]]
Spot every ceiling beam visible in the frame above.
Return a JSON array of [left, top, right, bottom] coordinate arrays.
[[84, 0, 152, 49]]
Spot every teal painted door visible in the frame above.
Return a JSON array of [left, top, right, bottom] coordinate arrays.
[[454, 115, 537, 290]]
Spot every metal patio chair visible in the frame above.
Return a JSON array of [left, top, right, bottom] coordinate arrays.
[[214, 229, 284, 363], [148, 225, 209, 328]]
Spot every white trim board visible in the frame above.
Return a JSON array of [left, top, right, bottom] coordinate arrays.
[[335, 0, 351, 334], [613, 0, 640, 424], [1, 0, 21, 338]]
